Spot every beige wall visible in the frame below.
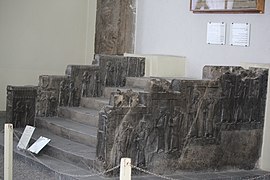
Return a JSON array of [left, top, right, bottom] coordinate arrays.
[[0, 0, 97, 110]]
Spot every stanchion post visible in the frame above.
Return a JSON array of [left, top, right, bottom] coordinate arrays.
[[4, 123, 13, 180], [120, 158, 131, 180]]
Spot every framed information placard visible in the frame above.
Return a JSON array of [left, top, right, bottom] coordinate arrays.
[[229, 23, 250, 47], [190, 0, 265, 13], [207, 22, 226, 45]]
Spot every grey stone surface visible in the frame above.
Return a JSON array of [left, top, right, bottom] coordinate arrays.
[[126, 77, 151, 90], [80, 97, 109, 111], [97, 67, 268, 173], [58, 106, 99, 127], [14, 128, 97, 171], [95, 0, 136, 55], [36, 117, 97, 146]]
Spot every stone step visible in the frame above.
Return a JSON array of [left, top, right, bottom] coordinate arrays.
[[126, 77, 151, 90], [103, 87, 147, 99], [58, 106, 99, 127], [14, 128, 99, 171], [80, 97, 109, 111], [36, 117, 97, 147], [0, 132, 99, 180]]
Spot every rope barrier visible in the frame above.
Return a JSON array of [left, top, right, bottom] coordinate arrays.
[[6, 130, 270, 180], [131, 165, 179, 180]]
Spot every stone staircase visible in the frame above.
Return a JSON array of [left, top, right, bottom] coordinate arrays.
[[8, 76, 151, 179], [2, 59, 269, 178]]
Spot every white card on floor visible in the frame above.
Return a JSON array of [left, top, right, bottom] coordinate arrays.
[[27, 136, 50, 154], [17, 125, 35, 150]]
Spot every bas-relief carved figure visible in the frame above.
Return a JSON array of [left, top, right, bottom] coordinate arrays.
[[97, 66, 268, 173], [6, 86, 37, 128]]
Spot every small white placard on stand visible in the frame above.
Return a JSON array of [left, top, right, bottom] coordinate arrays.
[[230, 23, 250, 47], [28, 136, 50, 154], [17, 125, 35, 150], [207, 22, 226, 45]]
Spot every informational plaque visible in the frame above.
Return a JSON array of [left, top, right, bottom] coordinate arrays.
[[28, 136, 51, 154], [230, 23, 250, 47], [17, 125, 35, 150], [207, 22, 226, 45]]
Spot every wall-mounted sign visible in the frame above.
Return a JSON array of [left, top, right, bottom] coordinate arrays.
[[230, 23, 250, 47], [207, 22, 226, 45]]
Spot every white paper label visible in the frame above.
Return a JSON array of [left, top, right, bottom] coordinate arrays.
[[28, 136, 50, 154], [17, 125, 35, 150]]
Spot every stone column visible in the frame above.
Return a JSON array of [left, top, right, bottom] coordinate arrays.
[[95, 0, 136, 55]]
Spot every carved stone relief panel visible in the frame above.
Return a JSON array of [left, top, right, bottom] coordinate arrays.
[[95, 55, 145, 93], [36, 75, 68, 117], [66, 65, 101, 106], [95, 0, 136, 55], [6, 86, 37, 128], [96, 67, 268, 173], [203, 66, 244, 79]]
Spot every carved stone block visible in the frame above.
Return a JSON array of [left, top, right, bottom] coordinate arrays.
[[95, 55, 145, 91], [95, 0, 136, 55], [96, 66, 268, 174], [66, 65, 101, 106], [6, 86, 37, 128], [36, 75, 68, 117]]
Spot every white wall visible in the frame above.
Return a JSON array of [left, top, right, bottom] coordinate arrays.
[[0, 0, 97, 111], [136, 0, 270, 79]]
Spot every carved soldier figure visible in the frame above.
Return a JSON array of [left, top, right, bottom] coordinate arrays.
[[59, 80, 68, 106], [135, 119, 147, 167], [234, 71, 245, 123], [14, 101, 25, 128], [203, 94, 216, 137], [39, 93, 47, 116], [248, 77, 261, 122], [116, 62, 123, 87], [189, 85, 201, 138], [81, 71, 89, 97], [68, 81, 75, 106], [155, 110, 168, 153], [104, 61, 112, 86], [49, 95, 58, 117], [45, 93, 50, 117], [169, 110, 181, 152], [24, 101, 31, 126], [97, 113, 108, 160], [91, 71, 97, 97], [139, 60, 145, 77], [220, 72, 235, 123]]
